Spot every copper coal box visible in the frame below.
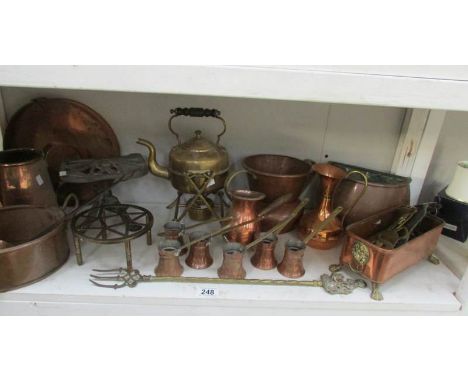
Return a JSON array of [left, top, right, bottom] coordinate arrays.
[[340, 206, 444, 300]]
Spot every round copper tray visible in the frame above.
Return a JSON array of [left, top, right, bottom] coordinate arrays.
[[4, 98, 120, 202]]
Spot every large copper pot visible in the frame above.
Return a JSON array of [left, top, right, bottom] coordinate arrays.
[[137, 108, 229, 194], [0, 205, 69, 292], [0, 148, 57, 207], [330, 162, 411, 226], [242, 154, 312, 202]]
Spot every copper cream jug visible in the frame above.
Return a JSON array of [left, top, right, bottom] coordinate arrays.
[[137, 108, 229, 195], [0, 148, 57, 207], [298, 163, 367, 250]]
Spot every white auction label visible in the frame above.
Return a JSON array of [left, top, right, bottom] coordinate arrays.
[[35, 175, 44, 186], [196, 287, 219, 297], [444, 223, 458, 232]]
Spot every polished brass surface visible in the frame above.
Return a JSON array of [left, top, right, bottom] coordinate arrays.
[[5, 98, 120, 203], [155, 240, 183, 277], [185, 231, 213, 269], [218, 242, 246, 279], [90, 268, 367, 294], [298, 163, 367, 250], [137, 108, 229, 195], [251, 233, 277, 270], [0, 205, 69, 292], [331, 161, 411, 225], [341, 206, 444, 285], [0, 148, 57, 207], [243, 154, 312, 202], [277, 239, 306, 279]]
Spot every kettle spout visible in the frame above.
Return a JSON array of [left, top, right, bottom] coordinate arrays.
[[136, 138, 170, 179]]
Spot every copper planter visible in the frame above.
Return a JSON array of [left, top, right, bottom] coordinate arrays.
[[0, 205, 69, 292], [340, 206, 443, 299], [0, 149, 57, 207], [331, 162, 410, 226]]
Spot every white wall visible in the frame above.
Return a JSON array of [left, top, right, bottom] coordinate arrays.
[[419, 111, 468, 202], [1, 87, 405, 204]]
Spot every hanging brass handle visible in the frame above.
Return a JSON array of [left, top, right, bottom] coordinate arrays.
[[333, 170, 368, 226], [168, 107, 227, 145]]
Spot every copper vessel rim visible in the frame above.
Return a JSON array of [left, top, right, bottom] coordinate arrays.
[[230, 189, 265, 201], [0, 148, 44, 168], [339, 177, 411, 188], [345, 207, 445, 255], [0, 205, 65, 254], [242, 154, 311, 178], [312, 163, 347, 180], [158, 239, 181, 251]]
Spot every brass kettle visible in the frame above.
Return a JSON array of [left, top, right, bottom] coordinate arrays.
[[137, 108, 229, 194]]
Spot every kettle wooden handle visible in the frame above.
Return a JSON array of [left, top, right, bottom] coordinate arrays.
[[168, 107, 227, 145]]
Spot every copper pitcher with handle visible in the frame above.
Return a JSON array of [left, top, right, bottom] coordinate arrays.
[[298, 163, 368, 250], [223, 170, 266, 245]]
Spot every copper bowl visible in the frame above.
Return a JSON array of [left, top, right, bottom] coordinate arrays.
[[242, 154, 313, 202]]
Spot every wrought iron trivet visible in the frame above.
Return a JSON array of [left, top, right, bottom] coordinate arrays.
[[72, 204, 153, 268]]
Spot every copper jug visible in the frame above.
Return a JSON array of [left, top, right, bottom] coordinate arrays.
[[223, 170, 266, 245], [0, 148, 57, 207], [251, 233, 278, 270], [155, 240, 183, 277], [298, 163, 367, 250], [218, 242, 246, 279], [277, 239, 306, 278], [185, 231, 213, 269]]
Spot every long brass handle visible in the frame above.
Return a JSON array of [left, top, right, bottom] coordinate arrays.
[[302, 206, 344, 244], [168, 108, 227, 145]]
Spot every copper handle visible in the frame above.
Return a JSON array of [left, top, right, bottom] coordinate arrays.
[[168, 108, 227, 145]]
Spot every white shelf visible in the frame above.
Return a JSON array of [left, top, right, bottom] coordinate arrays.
[[0, 204, 461, 315], [1, 65, 468, 111]]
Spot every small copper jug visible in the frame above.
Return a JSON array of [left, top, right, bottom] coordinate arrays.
[[298, 163, 367, 250], [218, 242, 246, 279], [251, 233, 278, 270], [185, 231, 213, 269], [155, 240, 183, 277], [0, 148, 57, 207], [163, 221, 187, 255], [223, 170, 266, 245], [277, 239, 306, 278]]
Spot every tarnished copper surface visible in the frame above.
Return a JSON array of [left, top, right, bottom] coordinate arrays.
[[4, 98, 120, 202], [243, 154, 312, 202], [0, 205, 69, 292], [163, 221, 187, 255], [331, 162, 410, 225], [251, 233, 277, 270], [0, 148, 57, 207], [185, 231, 213, 269], [137, 108, 229, 194], [299, 163, 347, 249], [258, 199, 304, 234], [277, 239, 306, 279], [340, 207, 444, 284], [155, 240, 183, 277], [218, 242, 246, 279]]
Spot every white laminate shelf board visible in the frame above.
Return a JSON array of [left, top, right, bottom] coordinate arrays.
[[0, 204, 461, 315], [1, 66, 468, 111]]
